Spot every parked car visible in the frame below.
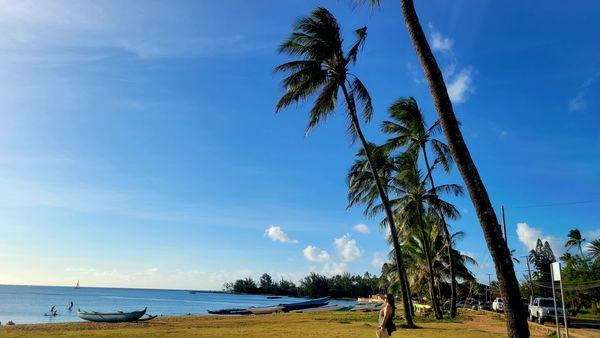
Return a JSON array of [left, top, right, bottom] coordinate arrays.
[[478, 301, 492, 311], [528, 297, 568, 325], [492, 298, 504, 312]]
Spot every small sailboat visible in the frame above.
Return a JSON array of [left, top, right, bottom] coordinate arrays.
[[75, 281, 80, 289]]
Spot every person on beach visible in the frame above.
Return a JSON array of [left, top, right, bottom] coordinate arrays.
[[376, 294, 396, 338]]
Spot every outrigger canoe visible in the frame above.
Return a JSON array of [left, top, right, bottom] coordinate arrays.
[[291, 305, 344, 313], [207, 308, 251, 315], [248, 305, 284, 315], [77, 308, 156, 322], [279, 296, 330, 312]]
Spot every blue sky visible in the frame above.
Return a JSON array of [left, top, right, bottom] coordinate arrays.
[[0, 1, 598, 290]]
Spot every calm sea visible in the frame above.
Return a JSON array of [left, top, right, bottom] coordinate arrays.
[[0, 285, 355, 324]]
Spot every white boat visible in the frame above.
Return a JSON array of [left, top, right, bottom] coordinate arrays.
[[291, 305, 344, 313], [248, 305, 284, 315], [77, 308, 153, 322]]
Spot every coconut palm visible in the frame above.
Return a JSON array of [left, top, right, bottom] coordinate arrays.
[[274, 7, 414, 327], [389, 151, 462, 319], [362, 1, 529, 335], [565, 228, 586, 257], [588, 238, 600, 262], [381, 96, 459, 317]]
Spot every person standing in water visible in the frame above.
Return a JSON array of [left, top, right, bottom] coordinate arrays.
[[67, 301, 73, 311], [376, 294, 396, 338]]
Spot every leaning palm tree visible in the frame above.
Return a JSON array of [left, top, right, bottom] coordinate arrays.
[[362, 1, 529, 336], [565, 228, 586, 257], [588, 238, 600, 262], [381, 96, 459, 317], [274, 7, 414, 327]]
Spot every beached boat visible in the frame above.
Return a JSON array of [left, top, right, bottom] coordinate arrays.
[[291, 305, 343, 313], [266, 296, 282, 299], [279, 296, 330, 312], [207, 308, 251, 315], [350, 303, 382, 312], [77, 308, 151, 322], [248, 305, 284, 315]]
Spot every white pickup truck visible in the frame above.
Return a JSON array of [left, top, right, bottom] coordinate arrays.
[[528, 297, 567, 324], [492, 298, 503, 312]]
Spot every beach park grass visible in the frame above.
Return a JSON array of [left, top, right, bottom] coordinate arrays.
[[0, 310, 554, 337]]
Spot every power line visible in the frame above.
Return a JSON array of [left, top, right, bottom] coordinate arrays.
[[512, 199, 600, 209]]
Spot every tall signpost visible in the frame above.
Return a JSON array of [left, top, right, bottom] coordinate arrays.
[[550, 265, 561, 338], [551, 262, 569, 338]]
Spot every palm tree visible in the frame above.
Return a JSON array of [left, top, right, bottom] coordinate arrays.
[[274, 7, 414, 327], [362, 1, 529, 336], [381, 96, 459, 317], [565, 228, 586, 257], [389, 151, 462, 319], [588, 238, 600, 262]]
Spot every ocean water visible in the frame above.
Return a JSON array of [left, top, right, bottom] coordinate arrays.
[[0, 285, 355, 324]]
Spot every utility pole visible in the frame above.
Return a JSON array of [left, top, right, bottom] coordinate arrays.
[[501, 205, 507, 246], [523, 255, 534, 303]]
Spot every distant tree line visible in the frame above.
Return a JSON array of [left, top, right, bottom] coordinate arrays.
[[223, 272, 383, 298]]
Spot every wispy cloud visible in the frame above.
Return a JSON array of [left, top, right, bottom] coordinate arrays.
[[371, 252, 387, 268], [568, 72, 600, 112], [265, 225, 298, 244], [429, 24, 454, 52], [447, 68, 474, 103], [0, 1, 261, 64], [353, 223, 370, 234]]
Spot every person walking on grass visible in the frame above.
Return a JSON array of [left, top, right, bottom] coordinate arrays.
[[377, 294, 397, 338]]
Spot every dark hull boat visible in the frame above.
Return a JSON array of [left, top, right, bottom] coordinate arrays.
[[279, 296, 330, 312], [207, 308, 251, 315]]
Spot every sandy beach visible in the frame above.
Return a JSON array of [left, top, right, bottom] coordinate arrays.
[[0, 311, 556, 338]]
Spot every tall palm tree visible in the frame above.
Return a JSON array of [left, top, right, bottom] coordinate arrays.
[[274, 7, 414, 327], [363, 1, 529, 336], [588, 238, 600, 262], [381, 96, 459, 317], [565, 228, 586, 257]]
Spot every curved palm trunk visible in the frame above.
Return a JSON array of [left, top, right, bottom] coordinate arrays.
[[422, 145, 457, 317], [341, 84, 415, 327], [399, 1, 529, 336], [416, 204, 443, 319]]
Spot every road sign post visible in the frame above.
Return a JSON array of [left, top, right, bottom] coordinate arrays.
[[550, 265, 561, 338], [552, 262, 570, 338]]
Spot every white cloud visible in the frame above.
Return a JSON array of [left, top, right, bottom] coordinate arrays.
[[371, 252, 387, 268], [323, 262, 348, 275], [447, 68, 474, 103], [303, 246, 330, 263], [587, 229, 600, 240], [334, 233, 362, 262], [516, 222, 562, 254], [353, 223, 370, 234], [265, 225, 298, 244], [429, 23, 453, 52]]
